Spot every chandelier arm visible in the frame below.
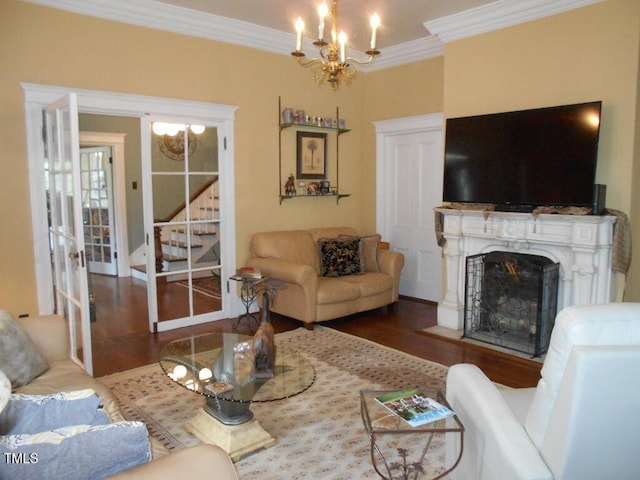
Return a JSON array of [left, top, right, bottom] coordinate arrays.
[[344, 55, 375, 66], [296, 56, 326, 68]]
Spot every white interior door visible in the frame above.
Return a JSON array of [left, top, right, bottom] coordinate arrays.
[[80, 146, 117, 275], [45, 93, 93, 374], [376, 114, 444, 302]]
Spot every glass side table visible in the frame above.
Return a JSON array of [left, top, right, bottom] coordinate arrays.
[[360, 389, 464, 480]]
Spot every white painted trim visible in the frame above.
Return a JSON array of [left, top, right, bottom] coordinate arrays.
[[367, 37, 444, 71], [155, 311, 221, 332], [373, 113, 444, 238], [80, 132, 130, 277], [21, 83, 237, 121], [25, 0, 600, 69], [424, 0, 604, 43], [23, 93, 55, 315]]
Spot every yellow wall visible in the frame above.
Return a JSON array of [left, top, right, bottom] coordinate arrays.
[[0, 0, 374, 315], [360, 58, 446, 228], [443, 0, 640, 301], [1, 0, 639, 316]]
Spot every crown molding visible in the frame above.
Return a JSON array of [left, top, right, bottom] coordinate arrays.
[[365, 36, 444, 71], [25, 0, 293, 55], [26, 0, 602, 70], [423, 0, 604, 43]]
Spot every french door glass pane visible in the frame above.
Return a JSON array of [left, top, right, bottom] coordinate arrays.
[[150, 124, 221, 325]]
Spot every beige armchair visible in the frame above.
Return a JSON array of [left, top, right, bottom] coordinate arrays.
[[445, 303, 640, 480]]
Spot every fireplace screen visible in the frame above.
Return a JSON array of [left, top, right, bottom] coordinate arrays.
[[464, 251, 559, 357]]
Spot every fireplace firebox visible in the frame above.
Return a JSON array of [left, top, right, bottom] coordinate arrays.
[[464, 251, 559, 357]]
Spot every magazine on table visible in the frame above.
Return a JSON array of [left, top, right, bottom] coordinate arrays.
[[374, 389, 455, 427]]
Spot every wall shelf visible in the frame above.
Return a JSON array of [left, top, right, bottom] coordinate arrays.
[[278, 96, 350, 204], [279, 193, 351, 205], [279, 123, 350, 135]]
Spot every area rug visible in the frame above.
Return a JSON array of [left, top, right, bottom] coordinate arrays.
[[175, 276, 221, 299], [99, 327, 450, 479]]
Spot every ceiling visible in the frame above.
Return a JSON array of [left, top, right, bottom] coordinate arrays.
[[152, 0, 495, 52], [27, 0, 602, 70]]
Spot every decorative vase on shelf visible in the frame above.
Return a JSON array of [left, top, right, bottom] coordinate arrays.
[[282, 107, 293, 124]]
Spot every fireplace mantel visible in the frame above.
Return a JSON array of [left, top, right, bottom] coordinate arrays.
[[436, 208, 616, 330]]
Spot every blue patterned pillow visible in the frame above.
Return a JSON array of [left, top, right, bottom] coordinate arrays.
[[317, 237, 365, 277], [0, 389, 109, 435], [0, 421, 151, 480]]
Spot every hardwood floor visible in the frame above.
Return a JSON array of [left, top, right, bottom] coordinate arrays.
[[90, 274, 542, 388]]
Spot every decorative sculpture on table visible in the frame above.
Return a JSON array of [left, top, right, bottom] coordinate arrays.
[[252, 279, 285, 378]]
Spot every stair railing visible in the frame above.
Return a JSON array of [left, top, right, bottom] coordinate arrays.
[[154, 176, 218, 272]]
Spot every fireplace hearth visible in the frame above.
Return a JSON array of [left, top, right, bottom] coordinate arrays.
[[464, 251, 559, 357]]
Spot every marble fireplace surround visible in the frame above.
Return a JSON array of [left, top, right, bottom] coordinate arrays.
[[436, 208, 616, 330]]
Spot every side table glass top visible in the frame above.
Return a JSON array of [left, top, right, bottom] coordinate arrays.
[[160, 332, 316, 404], [361, 389, 463, 433], [360, 389, 464, 480]]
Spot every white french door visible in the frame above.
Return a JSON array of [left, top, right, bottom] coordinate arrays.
[[80, 146, 117, 276], [45, 94, 93, 374], [142, 119, 230, 332]]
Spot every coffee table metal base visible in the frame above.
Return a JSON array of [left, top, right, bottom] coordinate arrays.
[[185, 407, 275, 462]]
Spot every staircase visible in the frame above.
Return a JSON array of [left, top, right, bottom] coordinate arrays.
[[158, 179, 220, 280], [131, 177, 220, 281]]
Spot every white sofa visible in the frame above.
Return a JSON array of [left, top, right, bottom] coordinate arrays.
[[445, 303, 640, 480]]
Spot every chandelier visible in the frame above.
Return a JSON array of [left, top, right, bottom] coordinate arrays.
[[291, 0, 380, 91]]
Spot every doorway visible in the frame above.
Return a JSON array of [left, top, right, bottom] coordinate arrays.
[[80, 145, 118, 276], [374, 113, 444, 303], [23, 83, 241, 365], [79, 129, 131, 279]]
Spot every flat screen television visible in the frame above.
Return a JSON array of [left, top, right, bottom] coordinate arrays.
[[442, 101, 602, 213]]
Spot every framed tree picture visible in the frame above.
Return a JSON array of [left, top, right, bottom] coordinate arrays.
[[296, 131, 327, 179]]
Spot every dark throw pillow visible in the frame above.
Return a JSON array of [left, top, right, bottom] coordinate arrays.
[[339, 234, 381, 272], [317, 237, 365, 277]]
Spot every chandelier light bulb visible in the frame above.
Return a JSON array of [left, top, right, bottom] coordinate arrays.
[[295, 17, 304, 51], [152, 122, 167, 136], [165, 124, 181, 136], [338, 31, 347, 63], [318, 2, 328, 41], [190, 124, 206, 134], [370, 13, 380, 50]]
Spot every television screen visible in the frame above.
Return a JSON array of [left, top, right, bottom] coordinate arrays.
[[442, 101, 602, 212]]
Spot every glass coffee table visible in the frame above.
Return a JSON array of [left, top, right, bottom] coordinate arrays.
[[160, 332, 315, 460], [360, 389, 464, 479]]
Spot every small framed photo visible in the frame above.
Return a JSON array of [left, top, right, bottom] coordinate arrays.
[[297, 131, 327, 179]]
